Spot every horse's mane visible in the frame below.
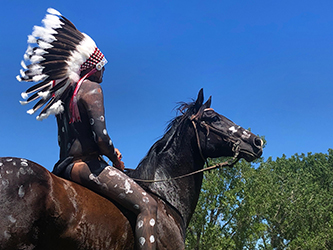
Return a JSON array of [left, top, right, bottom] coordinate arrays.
[[128, 99, 200, 180]]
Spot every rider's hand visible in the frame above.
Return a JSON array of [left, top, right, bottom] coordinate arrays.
[[113, 160, 125, 171], [115, 148, 122, 160]]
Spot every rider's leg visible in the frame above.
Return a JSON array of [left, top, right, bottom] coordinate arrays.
[[71, 162, 157, 250]]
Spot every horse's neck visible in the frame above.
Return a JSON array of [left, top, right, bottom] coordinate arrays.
[[133, 129, 205, 227]]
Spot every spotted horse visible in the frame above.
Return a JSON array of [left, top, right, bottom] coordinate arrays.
[[0, 89, 262, 250]]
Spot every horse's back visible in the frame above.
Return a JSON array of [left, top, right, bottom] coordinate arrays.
[[0, 157, 134, 250]]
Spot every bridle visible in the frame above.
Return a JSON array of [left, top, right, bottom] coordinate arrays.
[[130, 108, 240, 183]]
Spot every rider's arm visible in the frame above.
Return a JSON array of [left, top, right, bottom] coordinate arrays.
[[81, 81, 123, 170]]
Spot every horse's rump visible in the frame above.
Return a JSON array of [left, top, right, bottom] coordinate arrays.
[[0, 157, 134, 250]]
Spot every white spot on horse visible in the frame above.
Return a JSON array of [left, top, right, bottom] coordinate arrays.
[[107, 167, 122, 178], [242, 130, 251, 139], [3, 231, 10, 239], [6, 158, 13, 162], [150, 218, 155, 227], [143, 196, 149, 203], [103, 129, 107, 135], [109, 139, 112, 145], [2, 179, 9, 187], [124, 180, 133, 194], [114, 184, 118, 188], [18, 185, 25, 198], [118, 193, 126, 199], [142, 191, 147, 196], [12, 161, 16, 166], [8, 215, 16, 224], [139, 237, 146, 246], [100, 115, 105, 122], [90, 118, 95, 125], [19, 167, 26, 175], [150, 235, 155, 243], [0, 162, 3, 167], [229, 126, 238, 134], [27, 167, 34, 175], [62, 126, 65, 132], [20, 161, 28, 167], [6, 170, 13, 174], [134, 204, 140, 210], [137, 220, 144, 229]]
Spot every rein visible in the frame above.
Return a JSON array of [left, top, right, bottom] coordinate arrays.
[[129, 112, 240, 183]]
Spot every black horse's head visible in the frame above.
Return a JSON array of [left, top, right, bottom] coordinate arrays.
[[180, 89, 263, 162]]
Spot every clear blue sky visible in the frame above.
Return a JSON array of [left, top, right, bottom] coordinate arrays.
[[0, 0, 332, 171]]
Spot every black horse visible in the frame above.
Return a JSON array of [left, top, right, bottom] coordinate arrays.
[[0, 89, 262, 249]]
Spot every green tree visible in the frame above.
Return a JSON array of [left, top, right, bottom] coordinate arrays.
[[186, 149, 333, 250]]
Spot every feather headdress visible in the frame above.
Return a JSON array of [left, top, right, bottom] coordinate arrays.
[[17, 8, 107, 122]]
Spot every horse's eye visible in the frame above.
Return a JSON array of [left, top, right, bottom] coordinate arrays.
[[212, 116, 219, 122]]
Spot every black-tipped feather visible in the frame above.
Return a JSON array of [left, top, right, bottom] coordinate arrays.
[[32, 94, 52, 112], [26, 79, 52, 94]]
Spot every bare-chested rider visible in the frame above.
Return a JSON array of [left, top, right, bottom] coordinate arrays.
[[17, 8, 156, 250]]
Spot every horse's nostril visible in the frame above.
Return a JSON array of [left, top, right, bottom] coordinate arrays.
[[254, 137, 263, 148]]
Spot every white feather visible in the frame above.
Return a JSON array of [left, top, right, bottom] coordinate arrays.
[[21, 92, 28, 99], [36, 100, 64, 121], [27, 35, 37, 44], [20, 69, 26, 78], [38, 40, 53, 49], [34, 48, 47, 56], [19, 100, 28, 105], [38, 91, 50, 99], [47, 8, 62, 16], [33, 74, 48, 82], [42, 14, 63, 29], [30, 55, 45, 64], [66, 34, 96, 82], [27, 109, 35, 115], [21, 60, 28, 69], [16, 75, 22, 82], [30, 64, 44, 75]]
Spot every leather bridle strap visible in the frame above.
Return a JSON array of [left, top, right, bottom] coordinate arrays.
[[129, 116, 239, 183]]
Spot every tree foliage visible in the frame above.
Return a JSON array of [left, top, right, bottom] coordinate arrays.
[[186, 149, 333, 249]]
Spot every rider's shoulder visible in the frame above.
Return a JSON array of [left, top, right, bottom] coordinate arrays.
[[79, 80, 102, 97]]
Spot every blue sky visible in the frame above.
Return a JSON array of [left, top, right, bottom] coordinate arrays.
[[0, 0, 332, 171]]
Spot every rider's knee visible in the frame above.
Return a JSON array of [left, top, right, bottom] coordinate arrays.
[[141, 193, 157, 215]]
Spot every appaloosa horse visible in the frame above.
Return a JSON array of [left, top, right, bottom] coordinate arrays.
[[0, 89, 262, 250]]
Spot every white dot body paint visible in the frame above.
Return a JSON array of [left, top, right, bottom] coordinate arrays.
[[20, 161, 28, 167], [124, 180, 133, 194], [18, 185, 25, 198], [8, 215, 16, 224], [150, 218, 155, 227], [137, 220, 144, 229], [143, 196, 149, 203], [100, 115, 104, 122], [229, 126, 238, 134], [103, 129, 107, 135], [90, 118, 94, 125], [134, 204, 140, 210], [150, 235, 155, 243], [139, 237, 146, 246], [242, 130, 251, 139]]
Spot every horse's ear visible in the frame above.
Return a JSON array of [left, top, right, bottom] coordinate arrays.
[[202, 96, 212, 109], [194, 88, 204, 111]]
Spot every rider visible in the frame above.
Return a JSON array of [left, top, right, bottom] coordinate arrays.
[[17, 8, 157, 249]]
